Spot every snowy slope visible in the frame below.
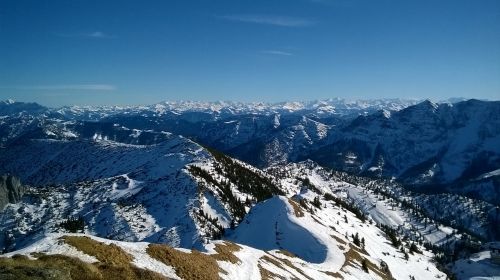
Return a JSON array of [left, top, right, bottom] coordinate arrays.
[[452, 243, 500, 280], [1, 188, 449, 280], [0, 232, 366, 280], [228, 195, 446, 280], [307, 100, 500, 188], [227, 196, 332, 264], [0, 136, 283, 252], [0, 137, 460, 279], [0, 136, 208, 251], [266, 161, 500, 242]]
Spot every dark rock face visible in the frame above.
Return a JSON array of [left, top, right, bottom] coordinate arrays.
[[0, 175, 25, 209]]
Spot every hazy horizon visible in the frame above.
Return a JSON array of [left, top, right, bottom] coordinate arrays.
[[1, 0, 499, 106], [3, 96, 493, 109]]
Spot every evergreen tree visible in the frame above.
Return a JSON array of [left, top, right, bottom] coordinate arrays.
[[59, 216, 85, 233], [361, 258, 369, 272], [352, 233, 361, 247], [312, 196, 321, 209]]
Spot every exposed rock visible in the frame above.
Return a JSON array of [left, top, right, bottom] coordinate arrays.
[[0, 175, 25, 209]]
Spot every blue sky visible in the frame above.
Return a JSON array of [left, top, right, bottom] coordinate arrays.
[[1, 0, 499, 106]]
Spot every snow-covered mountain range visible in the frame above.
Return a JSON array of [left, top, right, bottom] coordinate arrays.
[[0, 98, 499, 279], [4, 98, 497, 201], [54, 98, 423, 119]]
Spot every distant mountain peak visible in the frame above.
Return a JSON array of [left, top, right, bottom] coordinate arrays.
[[419, 99, 438, 109], [400, 99, 439, 116]]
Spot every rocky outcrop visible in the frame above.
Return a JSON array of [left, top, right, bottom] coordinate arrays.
[[0, 175, 25, 209]]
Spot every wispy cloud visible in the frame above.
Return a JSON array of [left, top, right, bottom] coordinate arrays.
[[308, 0, 357, 6], [219, 14, 315, 27], [87, 31, 109, 38], [56, 31, 113, 39], [261, 50, 294, 56], [0, 84, 117, 91]]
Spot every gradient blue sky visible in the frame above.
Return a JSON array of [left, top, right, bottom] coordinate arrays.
[[1, 0, 499, 106]]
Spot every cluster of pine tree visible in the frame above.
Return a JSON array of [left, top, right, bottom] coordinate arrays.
[[297, 177, 321, 194], [311, 196, 321, 209], [408, 242, 422, 254], [431, 234, 482, 265], [197, 209, 225, 239], [59, 216, 85, 233], [372, 181, 490, 242], [351, 232, 365, 249], [323, 193, 366, 222], [189, 147, 287, 223], [207, 147, 284, 201], [189, 166, 246, 221], [378, 224, 401, 248]]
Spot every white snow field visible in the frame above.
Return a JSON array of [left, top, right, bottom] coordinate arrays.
[[3, 191, 448, 280]]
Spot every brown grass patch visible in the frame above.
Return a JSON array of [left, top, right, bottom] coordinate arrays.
[[260, 254, 313, 280], [147, 240, 242, 279], [273, 256, 313, 280], [212, 241, 241, 264], [61, 236, 132, 265], [288, 199, 304, 217], [147, 241, 240, 280], [330, 234, 348, 246], [311, 216, 326, 226], [341, 246, 393, 280], [277, 250, 297, 258], [258, 263, 287, 280], [322, 270, 342, 278], [60, 235, 168, 280], [0, 254, 100, 280], [147, 244, 219, 280], [260, 255, 286, 271], [0, 252, 167, 280]]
